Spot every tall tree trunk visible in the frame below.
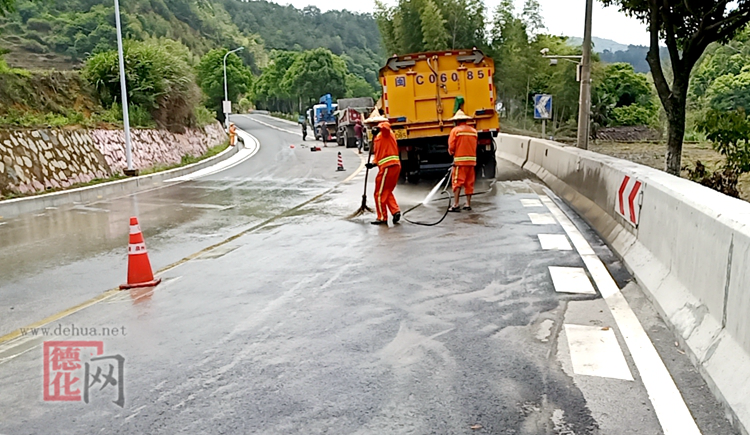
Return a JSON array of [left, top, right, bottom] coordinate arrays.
[[665, 102, 686, 176], [664, 77, 688, 176]]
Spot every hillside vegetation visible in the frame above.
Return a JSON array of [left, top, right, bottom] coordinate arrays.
[[0, 0, 382, 88]]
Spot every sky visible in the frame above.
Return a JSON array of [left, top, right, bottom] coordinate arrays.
[[268, 0, 652, 47]]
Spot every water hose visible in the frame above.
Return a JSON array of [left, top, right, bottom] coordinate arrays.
[[402, 169, 496, 227]]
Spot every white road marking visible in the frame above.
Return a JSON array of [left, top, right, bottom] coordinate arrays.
[[564, 324, 634, 380], [521, 198, 543, 207], [164, 130, 260, 182], [248, 115, 302, 136], [549, 266, 597, 294], [538, 234, 572, 250], [528, 212, 556, 225], [540, 194, 702, 435]]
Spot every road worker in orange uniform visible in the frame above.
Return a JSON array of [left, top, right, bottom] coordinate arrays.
[[228, 122, 237, 146], [364, 109, 401, 225], [447, 109, 478, 212]]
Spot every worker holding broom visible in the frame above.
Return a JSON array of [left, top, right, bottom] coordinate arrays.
[[364, 109, 401, 225], [447, 109, 477, 212]]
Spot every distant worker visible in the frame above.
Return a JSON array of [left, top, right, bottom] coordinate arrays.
[[321, 123, 329, 147], [447, 109, 477, 212], [364, 108, 401, 225], [354, 119, 364, 154], [299, 115, 307, 141], [228, 122, 237, 147]]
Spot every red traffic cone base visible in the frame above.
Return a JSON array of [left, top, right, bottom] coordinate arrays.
[[120, 216, 162, 290]]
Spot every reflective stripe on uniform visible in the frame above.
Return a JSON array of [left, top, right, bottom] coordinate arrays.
[[376, 167, 389, 219], [454, 156, 476, 162], [456, 132, 477, 137], [378, 155, 400, 165]]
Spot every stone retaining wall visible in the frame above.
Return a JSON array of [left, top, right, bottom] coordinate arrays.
[[0, 122, 226, 196]]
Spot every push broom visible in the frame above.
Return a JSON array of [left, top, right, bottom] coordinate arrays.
[[348, 145, 375, 218]]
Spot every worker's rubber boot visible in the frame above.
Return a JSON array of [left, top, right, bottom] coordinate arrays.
[[370, 220, 387, 225], [393, 212, 401, 224]]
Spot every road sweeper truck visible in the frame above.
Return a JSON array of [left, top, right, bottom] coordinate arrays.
[[377, 49, 499, 182]]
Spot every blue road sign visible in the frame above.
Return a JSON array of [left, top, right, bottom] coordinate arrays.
[[534, 94, 552, 120]]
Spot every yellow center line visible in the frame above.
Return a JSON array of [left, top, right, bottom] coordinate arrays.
[[0, 141, 369, 348], [0, 289, 120, 345]]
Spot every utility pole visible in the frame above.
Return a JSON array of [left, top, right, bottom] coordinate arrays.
[[114, 0, 135, 175], [576, 0, 593, 150], [223, 47, 244, 130]]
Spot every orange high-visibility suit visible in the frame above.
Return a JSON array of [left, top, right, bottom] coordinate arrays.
[[372, 121, 401, 222], [448, 124, 478, 195], [228, 123, 237, 146]]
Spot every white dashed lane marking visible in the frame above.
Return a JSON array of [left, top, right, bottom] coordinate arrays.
[[564, 324, 634, 381], [528, 212, 556, 225], [548, 266, 597, 294], [538, 234, 572, 250], [521, 198, 543, 207]]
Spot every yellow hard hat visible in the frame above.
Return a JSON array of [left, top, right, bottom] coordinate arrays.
[[364, 108, 387, 124], [447, 109, 472, 121]]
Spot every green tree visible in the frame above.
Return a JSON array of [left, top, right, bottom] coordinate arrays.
[[689, 108, 750, 197], [196, 48, 254, 120], [83, 39, 201, 130], [420, 0, 449, 51], [281, 48, 347, 107], [375, 0, 486, 55], [521, 0, 544, 36], [440, 0, 486, 49], [253, 50, 300, 112], [490, 0, 533, 118], [0, 0, 13, 15], [375, 0, 399, 55], [705, 68, 750, 111], [345, 74, 376, 99], [601, 0, 750, 176]]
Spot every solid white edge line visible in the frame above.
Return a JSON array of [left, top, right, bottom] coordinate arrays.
[[540, 194, 702, 435], [164, 129, 260, 182], [247, 115, 302, 136]]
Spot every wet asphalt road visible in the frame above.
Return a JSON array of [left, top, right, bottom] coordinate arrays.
[[0, 114, 741, 434]]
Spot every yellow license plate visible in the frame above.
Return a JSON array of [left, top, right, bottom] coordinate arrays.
[[394, 129, 407, 140]]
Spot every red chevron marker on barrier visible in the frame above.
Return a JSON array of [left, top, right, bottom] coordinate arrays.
[[616, 176, 643, 227]]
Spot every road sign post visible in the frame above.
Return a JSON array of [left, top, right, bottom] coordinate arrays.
[[534, 94, 552, 138]]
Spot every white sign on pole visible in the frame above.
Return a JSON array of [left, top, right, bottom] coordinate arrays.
[[222, 100, 232, 114]]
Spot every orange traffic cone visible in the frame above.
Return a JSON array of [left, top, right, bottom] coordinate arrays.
[[120, 217, 161, 290]]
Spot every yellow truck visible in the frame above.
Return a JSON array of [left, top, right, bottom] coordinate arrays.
[[378, 49, 499, 182]]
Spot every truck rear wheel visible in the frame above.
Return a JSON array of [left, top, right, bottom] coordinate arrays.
[[478, 157, 497, 179]]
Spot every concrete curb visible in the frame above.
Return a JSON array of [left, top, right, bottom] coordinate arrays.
[[496, 134, 750, 435], [0, 135, 240, 220]]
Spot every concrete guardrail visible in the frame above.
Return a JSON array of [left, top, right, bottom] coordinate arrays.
[[0, 137, 241, 220], [496, 133, 750, 435]]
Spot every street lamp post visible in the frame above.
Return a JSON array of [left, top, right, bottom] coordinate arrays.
[[113, 0, 135, 175], [223, 47, 244, 130]]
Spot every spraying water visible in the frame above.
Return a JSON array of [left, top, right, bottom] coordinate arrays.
[[421, 170, 451, 205]]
